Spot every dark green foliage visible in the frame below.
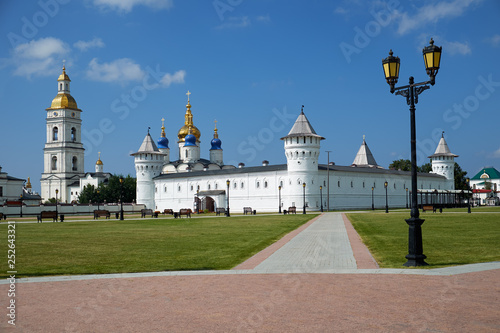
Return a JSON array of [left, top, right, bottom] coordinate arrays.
[[78, 175, 136, 203]]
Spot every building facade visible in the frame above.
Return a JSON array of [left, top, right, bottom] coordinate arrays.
[[133, 95, 457, 212]]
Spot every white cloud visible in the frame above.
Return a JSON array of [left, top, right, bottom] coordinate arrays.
[[395, 0, 479, 35], [485, 34, 500, 47], [256, 14, 271, 22], [215, 16, 250, 29], [160, 70, 185, 87], [334, 7, 349, 15], [7, 37, 70, 78], [74, 38, 105, 52], [86, 58, 145, 83], [92, 0, 173, 13], [442, 40, 471, 55], [492, 147, 500, 158]]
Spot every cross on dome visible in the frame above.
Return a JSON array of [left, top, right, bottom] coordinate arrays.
[[186, 90, 191, 102]]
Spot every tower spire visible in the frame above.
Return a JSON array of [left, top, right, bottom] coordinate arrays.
[[214, 119, 218, 139], [161, 118, 166, 138]]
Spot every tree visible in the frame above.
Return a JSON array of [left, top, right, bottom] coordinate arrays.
[[388, 159, 432, 172], [419, 163, 432, 173], [454, 163, 468, 190], [78, 175, 136, 204], [389, 159, 412, 171]]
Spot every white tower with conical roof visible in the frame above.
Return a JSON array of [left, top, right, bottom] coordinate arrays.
[[131, 130, 165, 209], [281, 107, 324, 207], [41, 66, 85, 203], [352, 135, 381, 168], [428, 132, 458, 190]]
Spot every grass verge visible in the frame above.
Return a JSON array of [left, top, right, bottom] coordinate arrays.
[[347, 211, 500, 268], [1, 214, 317, 278]]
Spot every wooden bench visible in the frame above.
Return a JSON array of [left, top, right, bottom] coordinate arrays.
[[243, 207, 253, 215], [163, 209, 174, 215], [174, 208, 192, 218], [288, 207, 297, 214], [141, 209, 154, 218], [215, 208, 226, 216], [94, 210, 110, 219], [37, 211, 58, 223], [422, 205, 436, 213]]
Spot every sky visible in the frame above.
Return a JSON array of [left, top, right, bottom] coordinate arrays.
[[0, 0, 499, 194]]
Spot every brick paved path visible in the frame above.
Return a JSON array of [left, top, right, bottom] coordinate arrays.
[[1, 212, 499, 332]]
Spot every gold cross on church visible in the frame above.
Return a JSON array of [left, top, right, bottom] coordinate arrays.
[[186, 90, 191, 102]]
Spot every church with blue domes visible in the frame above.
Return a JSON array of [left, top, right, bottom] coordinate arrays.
[[132, 92, 459, 213]]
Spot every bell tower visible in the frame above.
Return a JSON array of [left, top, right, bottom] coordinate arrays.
[[40, 65, 85, 203]]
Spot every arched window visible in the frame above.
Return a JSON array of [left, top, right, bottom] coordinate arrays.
[[53, 127, 58, 141], [59, 83, 62, 90], [71, 127, 76, 141], [185, 150, 188, 158], [51, 156, 57, 170], [72, 156, 77, 171], [264, 181, 268, 188]]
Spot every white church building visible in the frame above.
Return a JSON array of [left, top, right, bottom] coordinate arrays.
[[40, 67, 111, 203], [133, 94, 458, 212]]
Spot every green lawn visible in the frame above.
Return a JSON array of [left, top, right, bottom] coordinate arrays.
[[1, 214, 316, 278], [347, 211, 500, 268]]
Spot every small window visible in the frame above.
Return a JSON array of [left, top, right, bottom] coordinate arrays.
[[71, 127, 76, 141], [394, 183, 396, 189], [190, 185, 193, 191], [351, 181, 353, 188], [280, 181, 283, 187], [215, 183, 218, 189], [53, 127, 58, 141], [241, 182, 244, 188], [51, 156, 57, 170], [233, 182, 237, 189], [373, 182, 376, 188], [324, 180, 326, 186], [338, 181, 340, 187], [72, 156, 77, 171], [264, 181, 268, 188], [363, 182, 365, 188], [208, 184, 211, 190], [178, 186, 181, 192], [303, 137, 306, 143], [165, 186, 167, 193], [257, 182, 260, 188]]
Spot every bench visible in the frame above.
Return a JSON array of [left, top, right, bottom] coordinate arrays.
[[243, 207, 253, 215], [288, 207, 297, 214], [215, 208, 226, 216], [37, 211, 58, 223], [163, 209, 174, 215], [175, 209, 192, 218], [94, 210, 110, 219], [141, 209, 154, 218], [422, 205, 436, 213]]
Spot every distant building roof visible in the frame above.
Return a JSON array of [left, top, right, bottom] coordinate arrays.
[[131, 133, 160, 155], [280, 110, 325, 140], [352, 136, 380, 168], [471, 167, 500, 180], [428, 133, 458, 158]]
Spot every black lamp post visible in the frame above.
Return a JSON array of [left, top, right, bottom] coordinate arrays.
[[371, 186, 374, 210], [384, 181, 389, 213], [406, 188, 409, 209], [278, 185, 282, 214], [55, 189, 59, 221], [302, 182, 306, 214], [226, 179, 230, 217], [466, 178, 471, 213], [382, 38, 442, 266], [19, 195, 23, 218], [97, 189, 100, 210], [119, 177, 124, 220], [196, 189, 199, 213], [320, 186, 323, 212]]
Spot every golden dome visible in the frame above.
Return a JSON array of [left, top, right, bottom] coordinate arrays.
[[96, 152, 103, 165], [177, 97, 201, 141], [58, 65, 71, 81], [47, 93, 79, 110]]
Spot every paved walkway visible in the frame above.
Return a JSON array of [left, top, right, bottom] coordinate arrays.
[[2, 212, 499, 332], [252, 213, 356, 273]]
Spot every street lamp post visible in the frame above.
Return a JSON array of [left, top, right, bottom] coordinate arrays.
[[466, 178, 471, 213], [196, 189, 199, 213], [302, 182, 306, 214], [326, 150, 332, 211], [371, 186, 374, 210], [226, 180, 230, 217], [382, 38, 442, 266], [55, 189, 59, 221], [278, 185, 282, 214], [19, 195, 23, 218], [406, 188, 409, 209], [97, 189, 100, 210], [384, 181, 389, 213], [320, 186, 323, 212], [119, 177, 124, 220]]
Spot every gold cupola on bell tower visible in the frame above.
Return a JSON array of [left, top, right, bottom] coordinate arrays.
[[177, 90, 201, 142]]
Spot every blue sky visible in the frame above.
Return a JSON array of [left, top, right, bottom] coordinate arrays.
[[1, 0, 499, 194]]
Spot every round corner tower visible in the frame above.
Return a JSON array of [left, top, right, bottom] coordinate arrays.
[[428, 133, 458, 190]]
